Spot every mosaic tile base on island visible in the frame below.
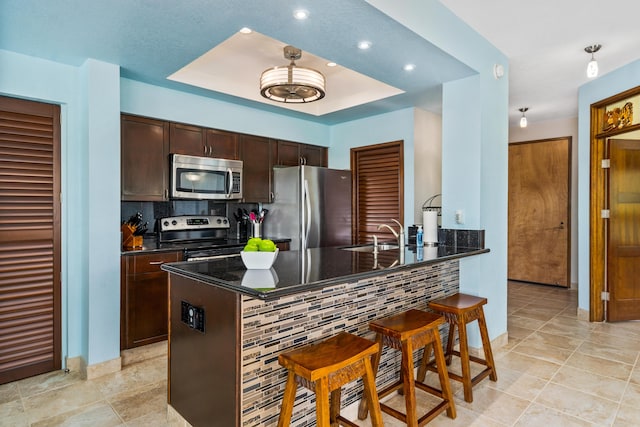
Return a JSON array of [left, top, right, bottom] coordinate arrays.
[[241, 259, 460, 426]]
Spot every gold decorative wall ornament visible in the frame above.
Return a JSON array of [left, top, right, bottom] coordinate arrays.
[[602, 101, 633, 132]]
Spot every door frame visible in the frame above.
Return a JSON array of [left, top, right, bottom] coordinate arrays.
[[589, 85, 640, 321]]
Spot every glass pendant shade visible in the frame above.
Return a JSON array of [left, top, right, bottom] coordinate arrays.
[[587, 59, 599, 78], [520, 116, 527, 128]]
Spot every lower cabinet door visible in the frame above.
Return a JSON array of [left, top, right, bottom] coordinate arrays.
[[125, 271, 169, 348]]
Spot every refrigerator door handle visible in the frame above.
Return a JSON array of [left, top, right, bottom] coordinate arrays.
[[303, 179, 311, 249]]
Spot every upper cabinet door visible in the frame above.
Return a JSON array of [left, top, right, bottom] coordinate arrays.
[[276, 140, 301, 166], [276, 140, 327, 166], [300, 144, 327, 167], [207, 129, 239, 160], [121, 115, 169, 201], [241, 135, 273, 203], [169, 123, 206, 156]]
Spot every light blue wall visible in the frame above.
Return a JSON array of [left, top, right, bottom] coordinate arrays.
[[0, 49, 87, 363], [0, 0, 511, 368], [577, 58, 640, 311], [365, 0, 509, 342], [121, 79, 331, 146], [330, 108, 415, 227], [84, 60, 122, 364]]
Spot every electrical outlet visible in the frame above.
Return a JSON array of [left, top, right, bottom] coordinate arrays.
[[455, 210, 464, 224]]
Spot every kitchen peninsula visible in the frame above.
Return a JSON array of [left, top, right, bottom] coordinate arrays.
[[162, 244, 488, 426]]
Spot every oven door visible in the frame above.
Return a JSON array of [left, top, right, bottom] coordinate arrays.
[[171, 154, 242, 200]]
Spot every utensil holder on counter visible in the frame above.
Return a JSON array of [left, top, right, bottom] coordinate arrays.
[[121, 224, 143, 249], [252, 222, 262, 239]]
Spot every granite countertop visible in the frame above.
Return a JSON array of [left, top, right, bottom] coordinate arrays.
[[161, 244, 489, 300], [121, 236, 290, 255]]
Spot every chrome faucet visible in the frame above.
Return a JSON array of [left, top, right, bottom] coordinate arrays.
[[377, 219, 405, 250]]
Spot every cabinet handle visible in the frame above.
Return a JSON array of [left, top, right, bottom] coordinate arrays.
[[149, 261, 165, 265]]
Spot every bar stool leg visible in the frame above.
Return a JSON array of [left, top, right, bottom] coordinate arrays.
[[401, 339, 418, 427], [478, 310, 498, 382], [277, 371, 298, 427], [416, 343, 432, 383], [432, 331, 456, 419], [445, 322, 456, 365], [357, 335, 383, 420], [315, 377, 331, 427], [330, 389, 341, 427], [457, 317, 473, 403], [362, 356, 384, 427]]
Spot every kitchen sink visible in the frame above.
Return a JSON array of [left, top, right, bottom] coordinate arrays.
[[340, 243, 399, 252]]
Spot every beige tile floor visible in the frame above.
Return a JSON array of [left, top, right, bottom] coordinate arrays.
[[1, 281, 639, 426]]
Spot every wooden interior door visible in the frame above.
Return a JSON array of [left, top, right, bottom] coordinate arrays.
[[0, 96, 61, 384], [508, 137, 571, 287], [607, 139, 640, 321]]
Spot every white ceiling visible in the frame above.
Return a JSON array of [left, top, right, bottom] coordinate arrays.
[[439, 0, 640, 127], [3, 1, 640, 127], [167, 31, 404, 117]]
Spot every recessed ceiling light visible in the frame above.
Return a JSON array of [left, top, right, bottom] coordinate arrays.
[[239, 27, 252, 34], [403, 64, 416, 71], [293, 9, 309, 20], [358, 41, 372, 50], [327, 62, 337, 67]]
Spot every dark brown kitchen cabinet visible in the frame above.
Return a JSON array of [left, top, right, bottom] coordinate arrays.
[[121, 251, 182, 349], [169, 123, 239, 160], [207, 129, 240, 160], [300, 143, 327, 166], [121, 114, 170, 201], [276, 140, 327, 167], [240, 134, 274, 203], [169, 122, 205, 156]]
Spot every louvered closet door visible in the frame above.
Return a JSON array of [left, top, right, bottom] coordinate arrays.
[[351, 140, 404, 244], [0, 96, 61, 384]]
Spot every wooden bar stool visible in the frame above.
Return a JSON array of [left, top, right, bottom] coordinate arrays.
[[277, 332, 383, 427], [420, 293, 497, 403], [358, 309, 456, 426]]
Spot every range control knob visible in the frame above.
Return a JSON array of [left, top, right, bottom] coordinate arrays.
[[216, 218, 222, 224], [171, 220, 177, 226], [222, 218, 228, 224], [163, 221, 169, 227]]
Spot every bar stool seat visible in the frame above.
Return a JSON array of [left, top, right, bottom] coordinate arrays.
[[277, 332, 383, 427], [358, 309, 456, 426], [420, 293, 497, 403]]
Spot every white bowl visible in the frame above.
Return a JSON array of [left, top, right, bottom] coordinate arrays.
[[240, 248, 279, 269]]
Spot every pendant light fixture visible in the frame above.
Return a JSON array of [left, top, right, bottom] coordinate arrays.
[[260, 45, 325, 103], [519, 107, 528, 128], [584, 44, 601, 79]]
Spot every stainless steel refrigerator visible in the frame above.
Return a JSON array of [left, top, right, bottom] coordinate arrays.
[[265, 166, 352, 251]]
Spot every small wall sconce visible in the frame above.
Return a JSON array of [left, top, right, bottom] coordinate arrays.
[[519, 107, 528, 128], [585, 44, 601, 78]]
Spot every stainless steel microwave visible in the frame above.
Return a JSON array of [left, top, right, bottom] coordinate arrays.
[[170, 154, 242, 200]]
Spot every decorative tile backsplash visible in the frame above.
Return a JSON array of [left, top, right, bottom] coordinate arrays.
[[438, 228, 485, 249], [240, 260, 460, 426]]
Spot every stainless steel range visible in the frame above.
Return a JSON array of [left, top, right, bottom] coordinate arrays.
[[157, 215, 242, 261]]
